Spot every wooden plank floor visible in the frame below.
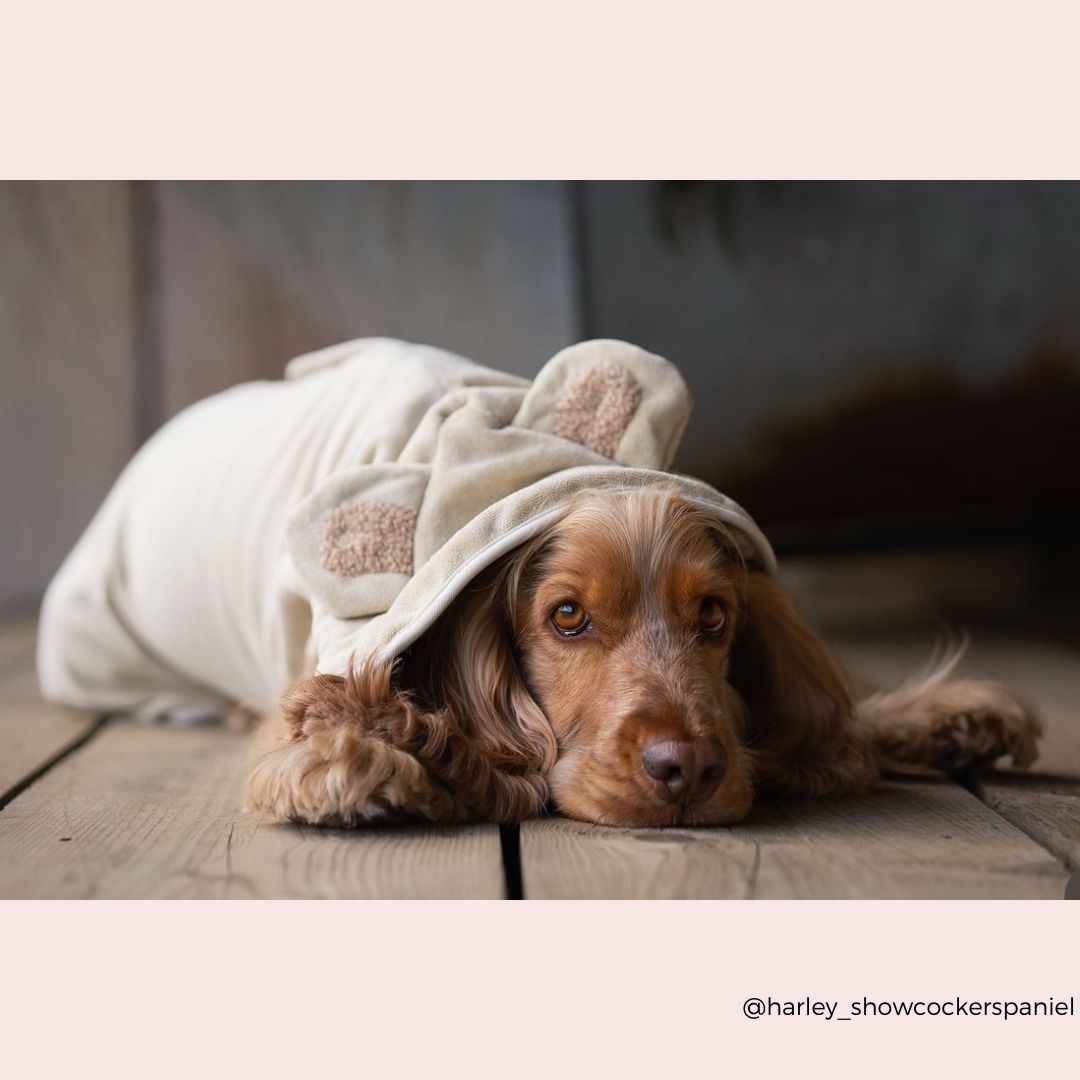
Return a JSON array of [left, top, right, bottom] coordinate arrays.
[[521, 783, 1067, 899], [0, 720, 504, 899], [1, 618, 1077, 899], [0, 622, 503, 899], [0, 616, 101, 801]]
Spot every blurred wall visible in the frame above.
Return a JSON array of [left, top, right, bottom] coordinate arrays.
[[582, 181, 1080, 545], [0, 183, 139, 610], [0, 181, 579, 609], [152, 182, 579, 421], [3, 181, 1079, 612]]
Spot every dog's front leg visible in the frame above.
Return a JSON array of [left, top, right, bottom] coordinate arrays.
[[244, 675, 467, 827]]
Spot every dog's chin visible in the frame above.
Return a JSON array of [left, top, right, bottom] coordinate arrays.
[[550, 772, 754, 828]]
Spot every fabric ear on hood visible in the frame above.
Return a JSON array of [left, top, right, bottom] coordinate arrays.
[[513, 339, 693, 469], [286, 463, 431, 619], [408, 340, 698, 565]]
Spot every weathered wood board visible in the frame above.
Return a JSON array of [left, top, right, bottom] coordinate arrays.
[[0, 719, 504, 899], [520, 782, 1069, 900], [971, 773, 1080, 872]]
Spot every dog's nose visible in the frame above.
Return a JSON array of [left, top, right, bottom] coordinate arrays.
[[641, 737, 727, 803]]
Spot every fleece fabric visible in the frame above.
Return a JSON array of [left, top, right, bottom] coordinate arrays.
[[38, 337, 776, 720]]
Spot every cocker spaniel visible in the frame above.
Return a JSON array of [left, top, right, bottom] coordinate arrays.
[[39, 336, 1040, 829], [246, 484, 1040, 827]]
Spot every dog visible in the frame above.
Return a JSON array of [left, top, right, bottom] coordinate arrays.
[[246, 483, 1040, 827], [37, 337, 1040, 828]]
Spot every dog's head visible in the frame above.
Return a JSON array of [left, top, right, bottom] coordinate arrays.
[[395, 484, 866, 826], [508, 487, 752, 825]]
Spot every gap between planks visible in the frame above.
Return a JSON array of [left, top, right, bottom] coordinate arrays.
[[965, 772, 1080, 872]]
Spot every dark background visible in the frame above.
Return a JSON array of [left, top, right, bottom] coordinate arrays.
[[3, 181, 1078, 624]]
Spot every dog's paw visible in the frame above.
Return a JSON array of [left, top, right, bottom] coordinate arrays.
[[245, 724, 463, 827], [924, 681, 1041, 771]]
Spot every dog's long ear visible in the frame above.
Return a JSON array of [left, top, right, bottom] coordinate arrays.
[[246, 554, 554, 826], [727, 572, 877, 796], [397, 556, 557, 817]]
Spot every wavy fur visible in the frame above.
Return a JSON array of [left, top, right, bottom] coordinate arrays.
[[246, 486, 1041, 827]]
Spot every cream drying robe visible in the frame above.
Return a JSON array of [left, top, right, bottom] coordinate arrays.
[[38, 338, 776, 721]]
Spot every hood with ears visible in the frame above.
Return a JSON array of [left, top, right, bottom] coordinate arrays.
[[285, 339, 778, 678]]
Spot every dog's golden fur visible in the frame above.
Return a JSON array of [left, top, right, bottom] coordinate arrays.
[[246, 486, 1041, 827]]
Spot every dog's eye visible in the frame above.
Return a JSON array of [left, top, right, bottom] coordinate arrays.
[[699, 598, 727, 634], [551, 602, 590, 636]]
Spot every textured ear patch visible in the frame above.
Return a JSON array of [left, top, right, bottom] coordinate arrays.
[[320, 501, 416, 577], [554, 363, 642, 458]]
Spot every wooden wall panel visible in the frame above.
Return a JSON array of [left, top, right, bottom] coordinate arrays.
[[0, 182, 137, 609], [579, 181, 1080, 539], [0, 181, 580, 609], [156, 181, 580, 422]]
